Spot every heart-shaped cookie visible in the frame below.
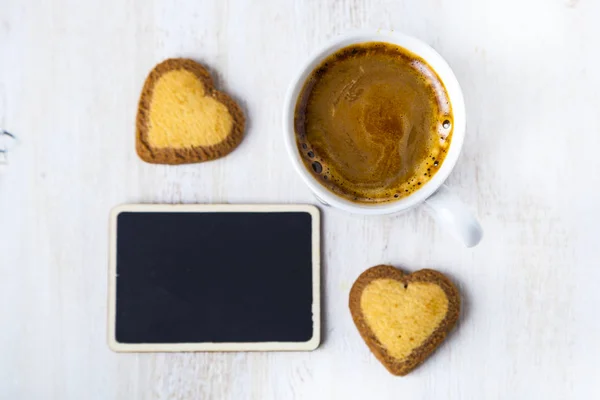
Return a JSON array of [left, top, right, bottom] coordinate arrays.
[[349, 265, 460, 376], [136, 58, 245, 164]]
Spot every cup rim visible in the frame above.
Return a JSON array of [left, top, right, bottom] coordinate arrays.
[[283, 30, 466, 215]]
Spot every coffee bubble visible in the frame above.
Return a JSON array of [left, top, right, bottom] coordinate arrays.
[[311, 161, 323, 174]]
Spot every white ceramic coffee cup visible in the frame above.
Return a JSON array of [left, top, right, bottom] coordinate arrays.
[[283, 30, 483, 247]]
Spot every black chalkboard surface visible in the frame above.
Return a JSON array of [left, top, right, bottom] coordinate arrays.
[[108, 205, 320, 352]]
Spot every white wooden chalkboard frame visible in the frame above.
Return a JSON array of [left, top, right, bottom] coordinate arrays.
[[108, 204, 320, 352]]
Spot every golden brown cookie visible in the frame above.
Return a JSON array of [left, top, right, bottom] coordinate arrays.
[[136, 58, 245, 164], [349, 265, 460, 376]]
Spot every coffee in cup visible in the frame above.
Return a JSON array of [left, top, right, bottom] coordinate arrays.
[[294, 42, 453, 204]]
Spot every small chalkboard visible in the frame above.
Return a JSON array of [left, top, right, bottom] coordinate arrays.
[[108, 204, 320, 352]]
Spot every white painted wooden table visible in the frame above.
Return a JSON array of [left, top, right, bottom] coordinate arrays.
[[1, 0, 599, 398]]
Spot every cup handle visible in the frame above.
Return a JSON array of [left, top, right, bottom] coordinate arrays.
[[424, 184, 483, 247]]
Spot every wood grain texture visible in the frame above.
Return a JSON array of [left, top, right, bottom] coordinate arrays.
[[1, 0, 599, 398]]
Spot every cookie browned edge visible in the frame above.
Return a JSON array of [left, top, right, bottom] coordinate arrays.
[[349, 265, 460, 376], [136, 58, 246, 164]]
